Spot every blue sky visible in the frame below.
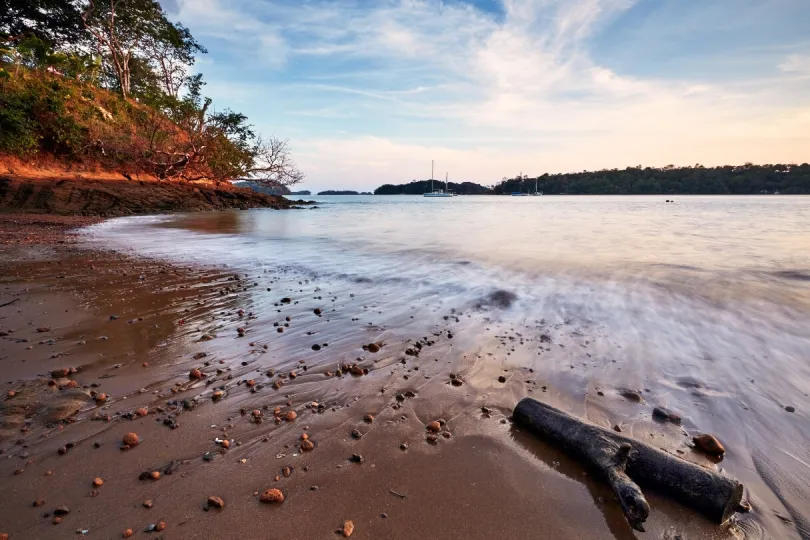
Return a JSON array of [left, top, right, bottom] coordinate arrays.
[[161, 0, 810, 191]]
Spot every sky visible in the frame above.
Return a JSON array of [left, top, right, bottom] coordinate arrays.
[[159, 0, 810, 192]]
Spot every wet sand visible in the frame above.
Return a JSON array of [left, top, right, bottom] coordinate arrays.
[[0, 216, 774, 539]]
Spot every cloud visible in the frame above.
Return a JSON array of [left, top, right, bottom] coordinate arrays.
[[163, 0, 810, 190], [779, 54, 810, 75]]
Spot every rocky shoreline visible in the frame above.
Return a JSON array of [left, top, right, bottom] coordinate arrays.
[[0, 220, 764, 540]]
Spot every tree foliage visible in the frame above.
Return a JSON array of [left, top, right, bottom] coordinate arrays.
[[492, 164, 810, 195], [0, 0, 302, 185]]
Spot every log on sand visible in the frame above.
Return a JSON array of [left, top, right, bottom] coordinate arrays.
[[513, 397, 744, 531]]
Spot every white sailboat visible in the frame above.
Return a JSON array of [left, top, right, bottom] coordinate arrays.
[[531, 177, 543, 196], [424, 161, 453, 197]]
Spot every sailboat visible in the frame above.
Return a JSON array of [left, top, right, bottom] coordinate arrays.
[[424, 161, 453, 197], [531, 177, 543, 196]]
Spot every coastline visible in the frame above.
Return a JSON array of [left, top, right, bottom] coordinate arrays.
[[0, 216, 768, 539]]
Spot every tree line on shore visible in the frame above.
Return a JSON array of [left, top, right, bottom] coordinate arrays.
[[0, 0, 302, 187], [375, 163, 810, 195]]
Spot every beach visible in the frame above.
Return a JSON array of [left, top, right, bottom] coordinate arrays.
[[1, 196, 808, 539]]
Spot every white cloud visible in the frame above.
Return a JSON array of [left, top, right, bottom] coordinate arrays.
[[779, 53, 810, 75]]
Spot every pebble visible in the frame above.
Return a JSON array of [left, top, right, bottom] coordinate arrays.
[[301, 439, 315, 451], [785, 406, 795, 413], [652, 407, 682, 424], [33, 498, 46, 507], [400, 443, 408, 450], [189, 369, 203, 380], [207, 496, 225, 509], [351, 429, 362, 439], [349, 454, 364, 464], [143, 500, 153, 509], [92, 477, 104, 487], [122, 529, 133, 538], [363, 413, 374, 423], [497, 376, 506, 383], [54, 506, 70, 516], [259, 488, 284, 503], [342, 520, 355, 537], [285, 411, 297, 422], [122, 433, 139, 447], [693, 434, 725, 457], [620, 390, 643, 402], [426, 421, 441, 433]]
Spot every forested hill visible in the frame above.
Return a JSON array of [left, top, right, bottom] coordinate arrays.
[[494, 164, 810, 195], [375, 180, 490, 195]]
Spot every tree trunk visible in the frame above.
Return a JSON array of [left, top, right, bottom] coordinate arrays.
[[513, 398, 744, 530]]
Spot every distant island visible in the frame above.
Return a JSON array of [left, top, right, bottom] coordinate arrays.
[[374, 163, 810, 195], [290, 190, 311, 195], [375, 181, 490, 195], [233, 180, 290, 195], [317, 190, 372, 195]]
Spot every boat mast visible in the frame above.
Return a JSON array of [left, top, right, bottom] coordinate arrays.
[[431, 160, 434, 192], [445, 172, 448, 192]]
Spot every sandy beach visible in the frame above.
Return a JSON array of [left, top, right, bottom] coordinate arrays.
[[0, 213, 774, 540]]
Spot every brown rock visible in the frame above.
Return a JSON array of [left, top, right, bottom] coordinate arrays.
[[155, 521, 166, 532], [620, 390, 643, 402], [367, 343, 380, 353], [93, 477, 104, 487], [301, 439, 314, 452], [53, 506, 70, 516], [349, 364, 364, 376], [123, 529, 133, 538], [342, 520, 355, 537], [33, 498, 46, 507], [426, 421, 441, 433], [189, 369, 203, 380], [693, 434, 725, 456], [363, 413, 374, 423], [52, 517, 62, 525], [94, 393, 108, 405], [6, 390, 16, 399], [122, 432, 139, 447], [0, 533, 7, 540], [285, 411, 297, 422], [134, 408, 148, 417], [259, 488, 284, 504], [207, 496, 225, 509], [143, 500, 153, 509], [212, 390, 224, 400], [220, 440, 230, 449]]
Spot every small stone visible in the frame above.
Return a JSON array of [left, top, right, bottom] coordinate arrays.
[[620, 390, 643, 402], [122, 433, 139, 447], [351, 429, 362, 439], [134, 408, 148, 417], [123, 529, 133, 538], [155, 521, 166, 532], [400, 443, 408, 450], [367, 343, 380, 353], [207, 496, 225, 509], [52, 517, 62, 525], [143, 500, 153, 509], [33, 498, 46, 507], [312, 344, 321, 351], [342, 520, 355, 537], [54, 506, 70, 516], [363, 413, 374, 423], [189, 369, 203, 380], [426, 421, 441, 433], [349, 453, 364, 464], [212, 390, 224, 400], [301, 439, 315, 452], [94, 393, 108, 405], [93, 477, 104, 487], [613, 425, 622, 432], [497, 376, 506, 383], [150, 471, 161, 480], [785, 406, 795, 413], [259, 488, 284, 503], [693, 434, 725, 457], [285, 411, 297, 422]]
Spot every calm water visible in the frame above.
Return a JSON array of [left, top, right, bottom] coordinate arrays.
[[86, 195, 810, 538]]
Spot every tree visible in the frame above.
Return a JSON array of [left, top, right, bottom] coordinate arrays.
[[243, 137, 304, 187], [0, 0, 86, 46], [81, 0, 204, 100]]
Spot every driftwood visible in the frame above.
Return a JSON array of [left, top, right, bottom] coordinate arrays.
[[513, 397, 744, 531]]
